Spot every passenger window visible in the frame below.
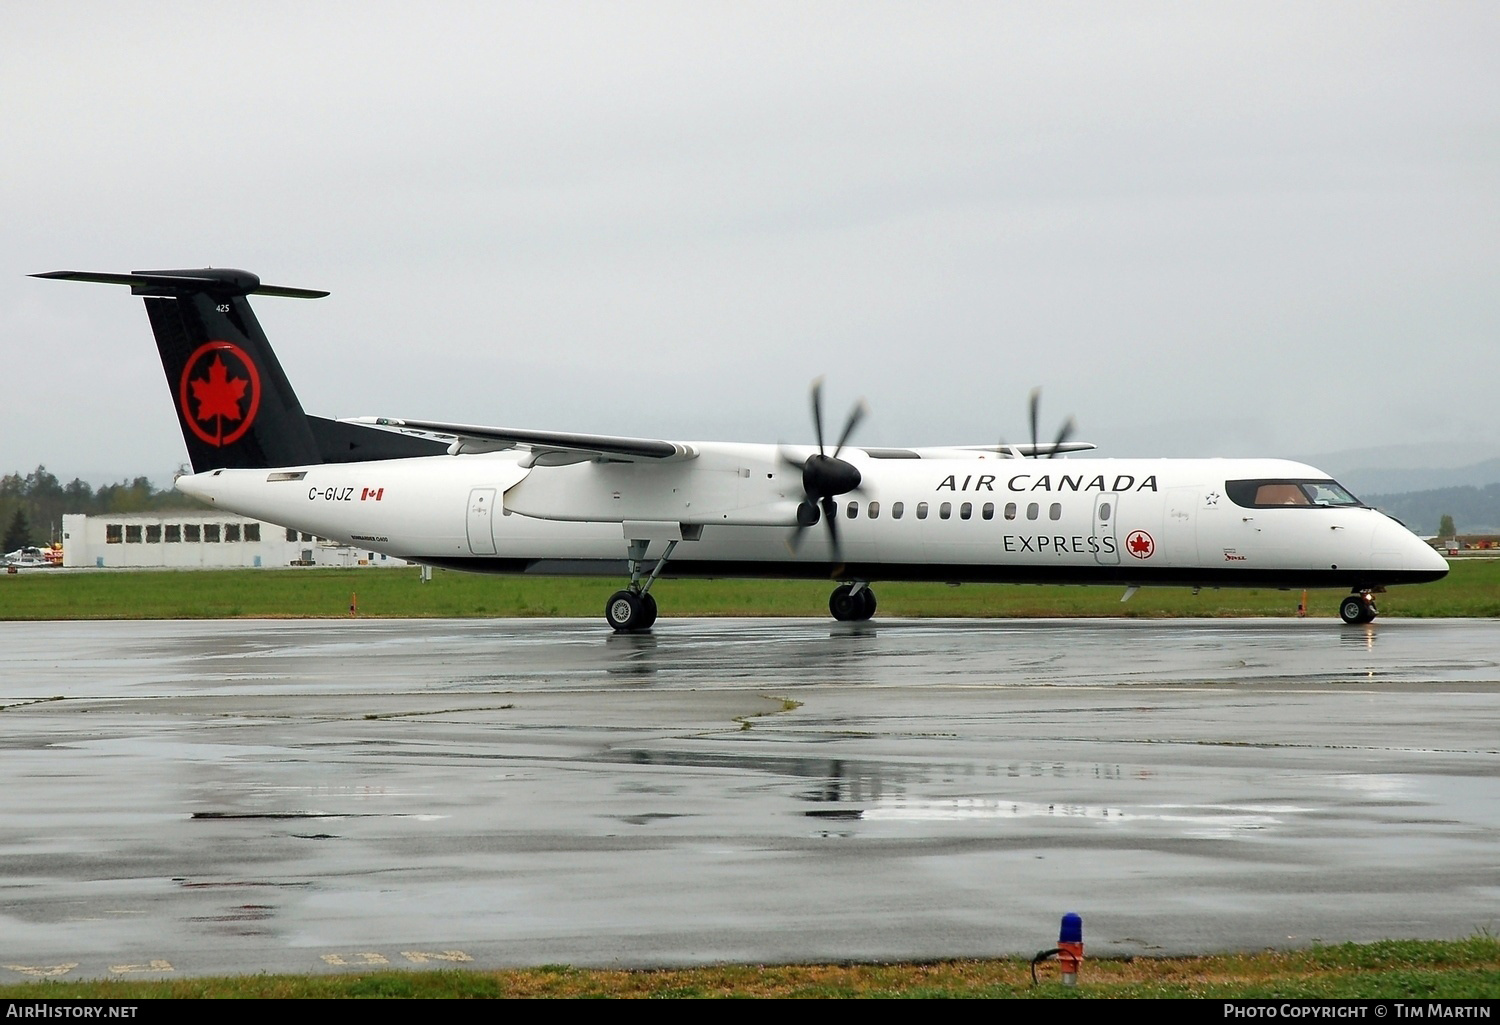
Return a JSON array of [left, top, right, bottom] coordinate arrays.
[[917, 502, 929, 520], [1027, 502, 1040, 520], [960, 502, 972, 520], [847, 502, 859, 519], [1005, 503, 1017, 521], [982, 502, 994, 520], [868, 501, 880, 519], [1098, 502, 1111, 521], [939, 502, 952, 520], [1049, 503, 1061, 520], [892, 502, 904, 520]]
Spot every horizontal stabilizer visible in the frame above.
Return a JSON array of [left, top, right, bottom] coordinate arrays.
[[32, 268, 327, 299]]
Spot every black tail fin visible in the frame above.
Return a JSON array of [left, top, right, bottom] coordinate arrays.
[[33, 268, 446, 472]]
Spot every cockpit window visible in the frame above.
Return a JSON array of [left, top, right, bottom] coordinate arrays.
[[1225, 479, 1364, 509]]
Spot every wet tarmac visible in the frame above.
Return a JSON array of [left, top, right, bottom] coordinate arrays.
[[1, 616, 1497, 980]]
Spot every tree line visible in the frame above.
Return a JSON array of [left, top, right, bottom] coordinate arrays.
[[2, 466, 206, 552]]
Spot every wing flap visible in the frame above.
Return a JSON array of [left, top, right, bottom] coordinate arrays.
[[344, 417, 696, 462]]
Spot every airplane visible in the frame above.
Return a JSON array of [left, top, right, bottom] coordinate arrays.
[[34, 266, 1449, 632]]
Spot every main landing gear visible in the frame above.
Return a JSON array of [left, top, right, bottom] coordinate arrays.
[[606, 538, 678, 633], [1339, 590, 1379, 625], [830, 582, 877, 622]]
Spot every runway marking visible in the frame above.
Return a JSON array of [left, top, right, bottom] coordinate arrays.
[[401, 950, 473, 964], [321, 952, 389, 966], [110, 960, 173, 974], [4, 963, 78, 978]]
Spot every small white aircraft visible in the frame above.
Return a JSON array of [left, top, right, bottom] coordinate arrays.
[[36, 267, 1448, 631]]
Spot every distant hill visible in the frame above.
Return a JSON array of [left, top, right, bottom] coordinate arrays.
[[1363, 483, 1500, 536]]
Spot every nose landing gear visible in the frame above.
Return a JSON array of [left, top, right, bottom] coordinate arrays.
[[1339, 590, 1379, 625]]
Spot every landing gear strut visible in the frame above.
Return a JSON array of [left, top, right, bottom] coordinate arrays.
[[830, 582, 877, 622], [605, 538, 678, 633], [1339, 590, 1378, 625]]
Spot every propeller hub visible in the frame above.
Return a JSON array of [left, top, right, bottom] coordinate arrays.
[[803, 454, 861, 500]]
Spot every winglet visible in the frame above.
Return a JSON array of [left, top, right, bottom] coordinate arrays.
[[31, 268, 328, 299]]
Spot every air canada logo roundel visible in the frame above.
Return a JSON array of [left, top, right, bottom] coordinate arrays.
[[178, 341, 262, 447], [1126, 530, 1156, 559]]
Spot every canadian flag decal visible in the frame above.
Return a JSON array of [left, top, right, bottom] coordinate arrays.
[[361, 487, 385, 501]]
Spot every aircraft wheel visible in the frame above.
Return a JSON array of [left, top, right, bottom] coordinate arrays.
[[606, 590, 651, 632], [857, 587, 877, 621], [639, 592, 659, 630], [1339, 593, 1377, 625], [829, 584, 861, 622]]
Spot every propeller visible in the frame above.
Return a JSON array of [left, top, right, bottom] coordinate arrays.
[[1003, 387, 1076, 458], [781, 378, 866, 558]]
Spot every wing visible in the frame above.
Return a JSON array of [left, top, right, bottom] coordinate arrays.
[[341, 417, 696, 465]]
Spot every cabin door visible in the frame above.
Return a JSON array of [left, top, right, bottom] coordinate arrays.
[[1093, 492, 1120, 565]]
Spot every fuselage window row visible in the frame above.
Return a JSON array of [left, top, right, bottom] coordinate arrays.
[[842, 500, 1061, 524]]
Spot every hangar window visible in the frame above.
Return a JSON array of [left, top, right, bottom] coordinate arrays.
[[867, 501, 880, 519], [124, 525, 142, 543], [1226, 479, 1363, 509], [982, 502, 995, 520], [960, 502, 972, 520], [204, 524, 221, 543], [224, 524, 241, 542], [916, 502, 929, 520], [245, 524, 260, 542], [1049, 503, 1062, 520], [145, 525, 162, 543], [1004, 502, 1017, 521], [164, 525, 181, 543], [184, 524, 201, 542], [302, 532, 315, 543], [106, 524, 122, 544], [891, 502, 904, 520], [286, 527, 297, 542], [939, 502, 952, 520]]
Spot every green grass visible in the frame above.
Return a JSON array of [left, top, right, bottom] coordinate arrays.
[[0, 938, 1494, 998], [1, 558, 1496, 621]]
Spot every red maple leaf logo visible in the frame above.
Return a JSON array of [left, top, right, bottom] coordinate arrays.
[[1126, 530, 1155, 558], [178, 341, 262, 447], [190, 355, 248, 423]]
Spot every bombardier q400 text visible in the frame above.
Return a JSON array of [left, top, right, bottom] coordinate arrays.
[[36, 267, 1449, 632]]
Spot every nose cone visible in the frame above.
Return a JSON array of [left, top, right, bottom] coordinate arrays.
[[1376, 513, 1450, 580], [1414, 533, 1451, 577]]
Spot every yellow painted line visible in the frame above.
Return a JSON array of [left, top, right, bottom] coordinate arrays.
[[401, 950, 473, 964], [320, 952, 390, 966], [4, 963, 78, 978]]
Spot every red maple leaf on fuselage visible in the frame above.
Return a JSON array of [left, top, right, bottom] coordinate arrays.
[[1129, 534, 1152, 554], [190, 355, 248, 423]]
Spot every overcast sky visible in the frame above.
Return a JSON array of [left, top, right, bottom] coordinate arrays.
[[4, 2, 1496, 484]]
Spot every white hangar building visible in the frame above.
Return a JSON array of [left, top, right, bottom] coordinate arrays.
[[61, 513, 413, 570]]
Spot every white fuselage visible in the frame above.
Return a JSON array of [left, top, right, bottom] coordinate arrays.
[[177, 447, 1448, 590]]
